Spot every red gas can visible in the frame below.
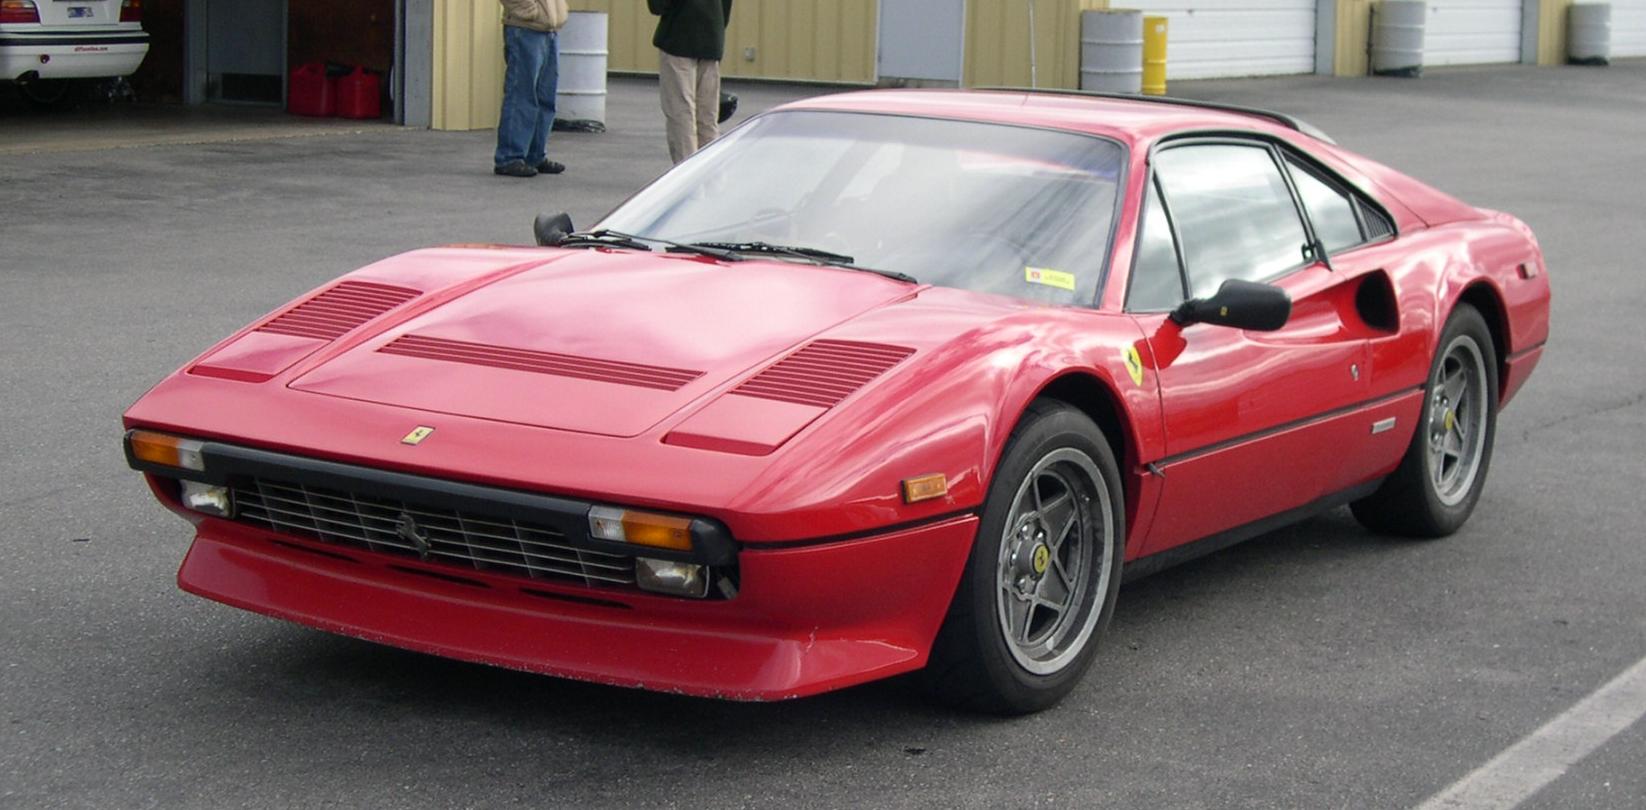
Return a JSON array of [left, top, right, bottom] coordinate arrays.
[[287, 63, 334, 117], [336, 67, 381, 120]]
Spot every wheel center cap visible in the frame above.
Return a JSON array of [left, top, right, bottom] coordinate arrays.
[[1444, 409, 1456, 432], [1031, 543, 1050, 576]]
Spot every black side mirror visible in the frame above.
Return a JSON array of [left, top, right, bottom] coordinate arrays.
[[718, 92, 738, 124], [1169, 279, 1291, 331], [533, 211, 574, 247]]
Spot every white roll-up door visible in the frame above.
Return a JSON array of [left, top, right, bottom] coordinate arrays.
[[1613, 0, 1646, 57], [1423, 0, 1523, 65], [1124, 0, 1318, 79]]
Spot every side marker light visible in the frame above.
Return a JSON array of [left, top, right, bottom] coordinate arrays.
[[902, 473, 948, 504]]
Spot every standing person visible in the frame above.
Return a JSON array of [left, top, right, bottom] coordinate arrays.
[[649, 0, 733, 164], [494, 0, 570, 178]]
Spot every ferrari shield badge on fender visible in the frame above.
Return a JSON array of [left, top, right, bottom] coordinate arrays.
[[1123, 346, 1145, 387], [401, 426, 435, 445]]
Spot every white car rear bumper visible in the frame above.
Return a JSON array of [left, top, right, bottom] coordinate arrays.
[[1, 28, 148, 81]]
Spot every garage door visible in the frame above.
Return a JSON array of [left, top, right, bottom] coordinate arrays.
[[1424, 0, 1522, 65], [1124, 0, 1318, 79], [1613, 0, 1646, 57]]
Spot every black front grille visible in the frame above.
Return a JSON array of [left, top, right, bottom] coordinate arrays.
[[232, 478, 636, 588]]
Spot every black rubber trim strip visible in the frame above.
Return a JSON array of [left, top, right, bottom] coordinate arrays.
[[1121, 479, 1381, 583], [1148, 384, 1425, 471], [742, 509, 981, 552], [123, 431, 737, 567], [0, 34, 150, 46]]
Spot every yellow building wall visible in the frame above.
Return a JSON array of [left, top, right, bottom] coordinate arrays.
[[570, 0, 877, 83], [963, 0, 1108, 90], [1333, 0, 1372, 76], [432, 0, 505, 131], [1537, 0, 1574, 64]]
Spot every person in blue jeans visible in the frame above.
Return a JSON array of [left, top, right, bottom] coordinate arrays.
[[495, 0, 569, 177]]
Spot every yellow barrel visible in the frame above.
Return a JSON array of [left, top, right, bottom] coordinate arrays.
[[1142, 16, 1168, 96]]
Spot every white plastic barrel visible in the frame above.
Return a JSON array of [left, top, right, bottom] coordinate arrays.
[[557, 11, 608, 123], [1569, 3, 1613, 64], [1079, 10, 1144, 94], [1371, 1, 1426, 76]]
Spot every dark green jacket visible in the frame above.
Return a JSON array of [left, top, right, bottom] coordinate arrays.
[[649, 0, 733, 61]]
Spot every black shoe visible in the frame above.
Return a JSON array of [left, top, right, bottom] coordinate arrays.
[[534, 159, 566, 175], [494, 160, 537, 178]]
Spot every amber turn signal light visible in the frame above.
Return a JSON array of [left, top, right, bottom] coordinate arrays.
[[902, 473, 948, 504], [128, 430, 206, 471], [589, 506, 695, 551]]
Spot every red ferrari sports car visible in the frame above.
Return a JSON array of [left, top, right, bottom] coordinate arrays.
[[124, 89, 1549, 713]]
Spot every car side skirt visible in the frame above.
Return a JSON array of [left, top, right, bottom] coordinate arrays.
[[1121, 479, 1381, 584]]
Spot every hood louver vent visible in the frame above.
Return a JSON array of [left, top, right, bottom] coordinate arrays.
[[380, 334, 705, 391], [257, 281, 420, 341], [732, 339, 915, 409]]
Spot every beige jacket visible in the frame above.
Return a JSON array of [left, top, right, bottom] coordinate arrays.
[[501, 0, 568, 31]]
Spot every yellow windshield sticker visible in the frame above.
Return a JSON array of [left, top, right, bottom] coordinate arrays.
[[1123, 346, 1145, 387], [1025, 267, 1076, 292]]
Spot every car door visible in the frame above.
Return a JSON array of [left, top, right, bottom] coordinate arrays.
[[1125, 138, 1387, 556]]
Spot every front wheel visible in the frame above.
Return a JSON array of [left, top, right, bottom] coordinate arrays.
[[920, 401, 1124, 714], [1352, 304, 1499, 537]]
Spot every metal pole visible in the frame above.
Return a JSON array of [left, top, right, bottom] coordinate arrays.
[[1027, 0, 1038, 88]]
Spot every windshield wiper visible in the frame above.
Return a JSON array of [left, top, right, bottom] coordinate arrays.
[[688, 241, 918, 284], [691, 241, 855, 265], [558, 229, 741, 261]]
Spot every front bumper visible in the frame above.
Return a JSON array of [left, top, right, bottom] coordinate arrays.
[[1, 29, 148, 81], [175, 510, 976, 700]]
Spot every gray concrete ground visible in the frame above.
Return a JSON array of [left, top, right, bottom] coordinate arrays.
[[1, 66, 1644, 809]]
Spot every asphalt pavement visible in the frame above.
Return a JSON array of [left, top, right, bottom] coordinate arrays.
[[2, 65, 1643, 809]]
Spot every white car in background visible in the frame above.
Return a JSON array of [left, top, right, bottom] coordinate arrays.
[[1, 0, 147, 106]]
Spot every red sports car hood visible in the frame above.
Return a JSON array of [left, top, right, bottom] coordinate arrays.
[[288, 249, 918, 437]]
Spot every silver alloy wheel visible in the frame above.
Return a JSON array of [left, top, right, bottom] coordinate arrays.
[[1426, 334, 1489, 506], [994, 447, 1114, 676]]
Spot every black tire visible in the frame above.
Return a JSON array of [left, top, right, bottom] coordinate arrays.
[[1351, 304, 1499, 537], [20, 79, 82, 110], [920, 400, 1125, 715]]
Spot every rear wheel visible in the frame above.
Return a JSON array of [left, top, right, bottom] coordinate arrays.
[[1352, 304, 1498, 537], [921, 401, 1124, 714], [20, 79, 82, 110]]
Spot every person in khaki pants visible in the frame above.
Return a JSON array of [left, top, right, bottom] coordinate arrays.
[[494, 0, 569, 178], [648, 0, 733, 164]]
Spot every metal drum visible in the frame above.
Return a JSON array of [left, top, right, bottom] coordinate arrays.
[[1569, 3, 1613, 65], [557, 11, 609, 124], [1080, 10, 1144, 94], [1372, 0, 1426, 77]]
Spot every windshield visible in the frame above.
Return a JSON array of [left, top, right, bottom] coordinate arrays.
[[597, 110, 1126, 306]]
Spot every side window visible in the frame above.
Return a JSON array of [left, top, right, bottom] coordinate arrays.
[[1285, 156, 1363, 254], [1152, 144, 1309, 298], [1126, 177, 1186, 311]]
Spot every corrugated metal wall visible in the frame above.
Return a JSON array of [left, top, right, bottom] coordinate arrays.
[[962, 0, 1109, 88], [431, 0, 503, 130], [1536, 0, 1574, 63], [570, 0, 877, 83], [1334, 0, 1371, 76]]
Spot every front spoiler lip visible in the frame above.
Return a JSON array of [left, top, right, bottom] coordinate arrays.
[[177, 514, 977, 700]]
